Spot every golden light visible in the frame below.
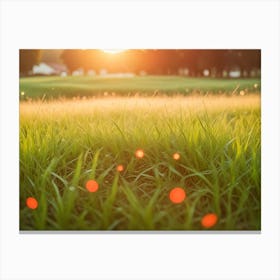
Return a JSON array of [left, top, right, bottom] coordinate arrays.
[[116, 165, 124, 172], [101, 49, 125, 54], [173, 153, 180, 160], [135, 149, 144, 159]]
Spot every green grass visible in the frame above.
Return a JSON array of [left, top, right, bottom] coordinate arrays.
[[19, 76, 261, 99], [20, 95, 261, 230]]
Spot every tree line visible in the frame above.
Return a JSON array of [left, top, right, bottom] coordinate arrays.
[[20, 49, 260, 77]]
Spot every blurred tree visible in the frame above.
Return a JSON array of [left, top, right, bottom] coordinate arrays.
[[140, 50, 157, 74], [80, 49, 103, 74], [212, 50, 228, 77], [59, 49, 260, 77], [123, 49, 145, 73], [60, 50, 84, 74], [223, 50, 239, 74], [157, 50, 179, 75], [178, 50, 200, 76], [238, 50, 261, 77], [198, 50, 228, 77], [41, 49, 63, 63], [19, 49, 41, 76]]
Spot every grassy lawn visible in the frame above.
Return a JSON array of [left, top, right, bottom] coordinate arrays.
[[20, 94, 261, 230], [19, 76, 261, 99]]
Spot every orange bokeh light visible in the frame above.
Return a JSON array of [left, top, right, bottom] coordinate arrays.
[[173, 153, 180, 160], [169, 187, 186, 204], [201, 213, 218, 228], [86, 180, 99, 192], [116, 164, 124, 172], [135, 149, 144, 159], [26, 197, 38, 209]]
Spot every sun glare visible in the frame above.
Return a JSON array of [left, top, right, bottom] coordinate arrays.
[[101, 49, 125, 54]]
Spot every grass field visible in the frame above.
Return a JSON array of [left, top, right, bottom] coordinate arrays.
[[19, 75, 261, 99], [20, 79, 261, 230]]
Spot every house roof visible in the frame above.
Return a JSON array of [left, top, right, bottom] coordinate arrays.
[[33, 62, 68, 75]]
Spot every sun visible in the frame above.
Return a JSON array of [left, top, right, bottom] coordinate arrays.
[[101, 49, 126, 54]]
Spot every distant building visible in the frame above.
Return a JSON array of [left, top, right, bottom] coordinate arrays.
[[229, 69, 241, 78], [72, 68, 84, 76], [33, 62, 68, 76]]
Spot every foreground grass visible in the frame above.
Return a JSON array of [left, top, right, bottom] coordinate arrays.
[[20, 95, 261, 230], [20, 76, 261, 99]]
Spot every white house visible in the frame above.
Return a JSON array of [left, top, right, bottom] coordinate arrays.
[[33, 62, 68, 76]]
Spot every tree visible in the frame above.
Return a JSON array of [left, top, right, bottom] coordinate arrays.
[[197, 50, 228, 77], [122, 49, 145, 73], [58, 49, 260, 77], [19, 49, 41, 76], [60, 50, 84, 74], [177, 50, 200, 76], [238, 50, 261, 77]]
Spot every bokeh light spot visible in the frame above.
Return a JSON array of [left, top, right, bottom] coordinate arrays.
[[116, 164, 124, 172], [173, 153, 180, 160], [26, 197, 38, 209], [135, 149, 144, 159], [86, 180, 99, 192], [169, 187, 186, 204], [201, 213, 218, 228], [203, 69, 210, 77]]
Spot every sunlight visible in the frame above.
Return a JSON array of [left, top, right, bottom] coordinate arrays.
[[101, 49, 126, 54]]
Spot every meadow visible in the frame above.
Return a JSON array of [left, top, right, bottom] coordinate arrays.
[[20, 77, 261, 230], [19, 75, 260, 99]]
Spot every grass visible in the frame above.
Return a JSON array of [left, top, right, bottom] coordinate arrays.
[[20, 95, 261, 230], [19, 75, 261, 99]]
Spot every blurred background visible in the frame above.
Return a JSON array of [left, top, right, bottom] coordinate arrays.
[[20, 49, 261, 78]]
